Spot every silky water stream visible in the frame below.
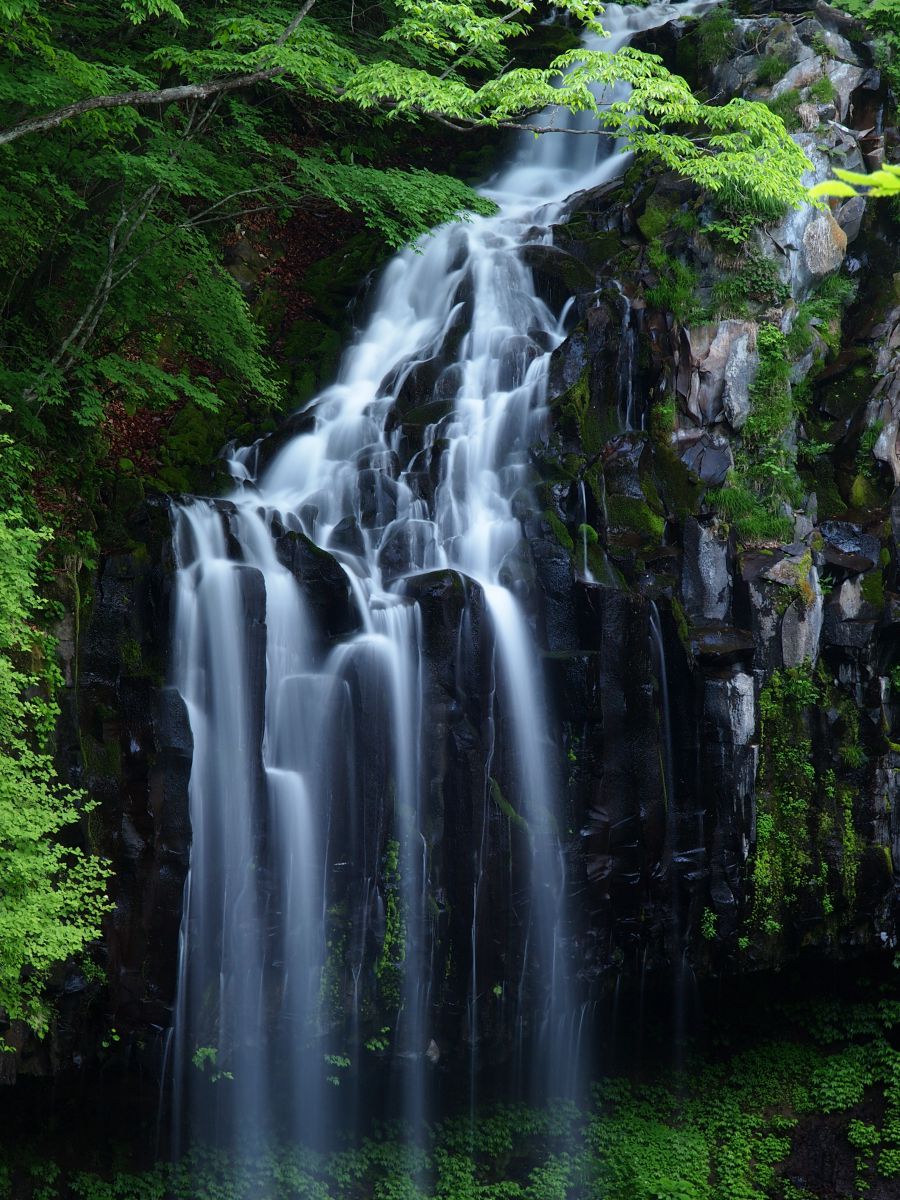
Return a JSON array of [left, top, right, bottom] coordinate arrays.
[[168, 1, 704, 1157]]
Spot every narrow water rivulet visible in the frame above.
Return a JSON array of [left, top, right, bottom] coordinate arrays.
[[168, 1, 706, 1155]]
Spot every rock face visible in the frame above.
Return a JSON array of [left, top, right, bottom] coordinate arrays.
[[34, 1, 900, 1088], [28, 498, 191, 1085]]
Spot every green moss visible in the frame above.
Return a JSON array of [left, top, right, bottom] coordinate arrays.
[[838, 783, 861, 906], [280, 318, 342, 410], [301, 233, 389, 326], [861, 570, 885, 609], [850, 472, 882, 510], [773, 550, 816, 615], [712, 251, 790, 317], [670, 595, 691, 648], [809, 75, 836, 103], [375, 839, 406, 1012], [751, 666, 820, 938], [606, 494, 665, 543], [765, 88, 803, 131], [649, 394, 676, 446], [489, 777, 529, 833], [709, 476, 794, 545], [756, 53, 791, 86], [749, 665, 877, 943], [320, 913, 349, 1026], [637, 194, 676, 241], [808, 456, 848, 518], [550, 361, 606, 458], [693, 6, 738, 69], [656, 442, 701, 521], [120, 637, 142, 676], [645, 244, 707, 325], [545, 509, 574, 552]]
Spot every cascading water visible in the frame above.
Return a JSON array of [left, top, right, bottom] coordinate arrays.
[[169, 1, 706, 1156]]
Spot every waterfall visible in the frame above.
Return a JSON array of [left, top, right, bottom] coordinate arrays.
[[169, 1, 707, 1154]]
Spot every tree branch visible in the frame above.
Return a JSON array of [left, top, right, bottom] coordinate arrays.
[[0, 0, 316, 148]]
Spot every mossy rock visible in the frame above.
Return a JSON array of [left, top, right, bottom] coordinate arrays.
[[281, 318, 343, 410], [302, 232, 390, 326], [544, 509, 575, 552], [606, 494, 666, 544], [548, 364, 605, 458], [637, 193, 678, 242]]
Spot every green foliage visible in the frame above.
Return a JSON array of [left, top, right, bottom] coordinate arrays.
[[711, 323, 802, 545], [751, 666, 820, 936], [808, 75, 835, 103], [756, 54, 791, 87], [14, 996, 900, 1198], [711, 251, 790, 317], [709, 478, 794, 544], [700, 908, 717, 941], [646, 244, 705, 325], [765, 88, 802, 132], [693, 7, 738, 70], [375, 839, 406, 1011], [0, 476, 111, 1035], [811, 163, 900, 199], [786, 275, 858, 358], [744, 326, 794, 449], [191, 1044, 234, 1082], [748, 665, 866, 941]]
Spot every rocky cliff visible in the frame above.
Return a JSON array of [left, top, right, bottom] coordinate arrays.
[[20, 0, 900, 1096]]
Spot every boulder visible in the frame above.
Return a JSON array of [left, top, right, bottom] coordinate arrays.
[[704, 673, 756, 746], [685, 321, 758, 426], [802, 213, 848, 280], [681, 518, 732, 622], [679, 432, 734, 485]]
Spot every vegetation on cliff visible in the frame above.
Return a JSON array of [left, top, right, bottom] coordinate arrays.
[[0, 0, 819, 1041], [5, 988, 900, 1198]]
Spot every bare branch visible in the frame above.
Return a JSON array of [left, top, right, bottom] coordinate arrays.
[[0, 1, 316, 148]]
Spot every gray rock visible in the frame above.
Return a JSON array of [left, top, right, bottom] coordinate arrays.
[[802, 213, 848, 280], [794, 514, 815, 541], [836, 195, 866, 244], [834, 577, 863, 620], [682, 518, 732, 622], [819, 28, 860, 63], [685, 320, 758, 426], [679, 432, 734, 485], [826, 60, 865, 121], [722, 328, 759, 430], [766, 135, 840, 297], [797, 103, 820, 132], [772, 55, 827, 97], [704, 673, 756, 747], [781, 566, 824, 667]]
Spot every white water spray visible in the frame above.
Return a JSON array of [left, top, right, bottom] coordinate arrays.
[[169, 2, 707, 1152]]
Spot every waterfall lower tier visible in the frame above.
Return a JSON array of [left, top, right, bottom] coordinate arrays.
[[168, 0, 712, 1155]]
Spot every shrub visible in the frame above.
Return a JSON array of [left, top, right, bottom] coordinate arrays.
[[757, 54, 791, 86]]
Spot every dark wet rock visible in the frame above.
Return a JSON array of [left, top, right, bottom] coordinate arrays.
[[520, 242, 597, 313], [679, 432, 734, 485], [327, 515, 366, 558], [377, 520, 439, 585], [820, 521, 880, 572], [273, 529, 358, 637], [689, 625, 756, 664], [356, 468, 399, 529]]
